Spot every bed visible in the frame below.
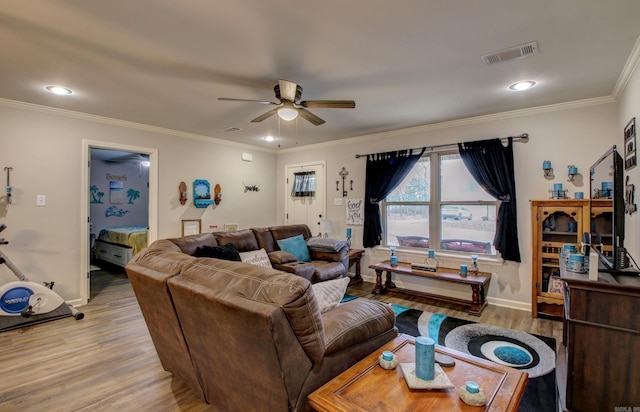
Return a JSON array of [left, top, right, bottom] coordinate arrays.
[[95, 226, 148, 267]]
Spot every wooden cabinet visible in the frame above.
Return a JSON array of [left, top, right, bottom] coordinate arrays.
[[531, 200, 589, 318], [559, 270, 640, 411]]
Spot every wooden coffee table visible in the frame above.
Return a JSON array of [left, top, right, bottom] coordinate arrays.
[[369, 261, 491, 315], [309, 334, 527, 412]]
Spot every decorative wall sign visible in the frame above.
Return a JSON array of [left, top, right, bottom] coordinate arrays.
[[243, 183, 260, 192], [624, 117, 636, 170], [346, 198, 364, 225], [182, 219, 201, 236], [193, 179, 214, 208]]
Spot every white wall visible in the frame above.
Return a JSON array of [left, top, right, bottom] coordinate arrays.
[[0, 102, 278, 303], [618, 47, 640, 261], [276, 100, 619, 309]]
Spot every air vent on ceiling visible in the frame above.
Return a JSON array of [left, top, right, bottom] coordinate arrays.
[[482, 41, 539, 66], [221, 127, 242, 132]]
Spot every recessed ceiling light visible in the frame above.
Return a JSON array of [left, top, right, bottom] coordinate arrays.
[[509, 81, 537, 91], [263, 135, 276, 142], [45, 85, 73, 95]]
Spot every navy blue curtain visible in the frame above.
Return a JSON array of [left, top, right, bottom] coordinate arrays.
[[458, 137, 521, 262], [363, 149, 425, 248]]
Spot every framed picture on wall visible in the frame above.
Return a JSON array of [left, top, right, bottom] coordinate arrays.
[[182, 219, 201, 236], [624, 117, 636, 170], [109, 180, 124, 204], [224, 223, 238, 232]]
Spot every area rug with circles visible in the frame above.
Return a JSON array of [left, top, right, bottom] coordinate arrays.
[[392, 303, 557, 412]]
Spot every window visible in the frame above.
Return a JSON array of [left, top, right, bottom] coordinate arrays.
[[291, 171, 316, 197], [383, 152, 498, 255]]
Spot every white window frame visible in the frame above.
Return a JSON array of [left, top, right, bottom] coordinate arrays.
[[381, 150, 499, 256]]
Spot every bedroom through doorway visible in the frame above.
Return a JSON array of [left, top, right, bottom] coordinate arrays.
[[82, 142, 158, 303]]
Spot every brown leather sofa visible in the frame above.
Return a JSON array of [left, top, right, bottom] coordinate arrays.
[[126, 234, 398, 411], [213, 224, 349, 283]]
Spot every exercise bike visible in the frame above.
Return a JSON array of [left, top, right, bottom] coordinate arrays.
[[0, 223, 83, 323]]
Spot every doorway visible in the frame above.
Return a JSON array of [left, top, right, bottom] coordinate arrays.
[[285, 161, 326, 235], [80, 140, 158, 304]]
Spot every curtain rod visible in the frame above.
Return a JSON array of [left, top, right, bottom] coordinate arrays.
[[354, 133, 529, 158]]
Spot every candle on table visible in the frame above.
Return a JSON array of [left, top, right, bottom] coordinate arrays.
[[415, 336, 435, 380]]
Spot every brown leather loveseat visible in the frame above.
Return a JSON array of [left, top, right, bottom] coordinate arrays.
[[125, 233, 398, 411]]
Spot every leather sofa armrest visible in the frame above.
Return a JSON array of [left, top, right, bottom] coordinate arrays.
[[310, 245, 350, 273], [268, 250, 298, 264], [309, 245, 348, 262], [321, 299, 397, 355], [273, 262, 315, 282]]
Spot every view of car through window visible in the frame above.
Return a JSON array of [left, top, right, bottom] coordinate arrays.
[[441, 206, 473, 220]]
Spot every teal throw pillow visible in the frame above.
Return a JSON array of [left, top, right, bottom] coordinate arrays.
[[277, 235, 310, 262]]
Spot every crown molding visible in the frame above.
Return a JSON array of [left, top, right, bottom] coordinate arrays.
[[0, 92, 615, 156], [612, 35, 640, 100], [0, 98, 276, 154], [277, 95, 615, 154]]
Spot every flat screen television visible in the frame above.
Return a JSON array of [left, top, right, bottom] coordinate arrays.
[[589, 145, 626, 271]]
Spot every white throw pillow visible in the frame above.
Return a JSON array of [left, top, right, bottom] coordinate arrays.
[[312, 277, 350, 313], [239, 248, 272, 268]]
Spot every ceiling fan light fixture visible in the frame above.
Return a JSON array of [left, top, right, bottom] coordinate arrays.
[[509, 80, 537, 91], [277, 107, 298, 121]]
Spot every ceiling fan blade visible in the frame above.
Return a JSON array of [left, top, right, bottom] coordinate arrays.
[[298, 108, 325, 125], [278, 79, 299, 102], [251, 108, 278, 123], [300, 100, 356, 109], [218, 97, 276, 105]]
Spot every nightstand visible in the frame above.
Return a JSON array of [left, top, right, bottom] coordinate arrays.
[[347, 248, 364, 285]]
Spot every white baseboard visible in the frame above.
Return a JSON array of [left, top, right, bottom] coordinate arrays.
[[66, 298, 83, 307]]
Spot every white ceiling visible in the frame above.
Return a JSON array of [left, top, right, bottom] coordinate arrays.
[[2, 1, 640, 149]]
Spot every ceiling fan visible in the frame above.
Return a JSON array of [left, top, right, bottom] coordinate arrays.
[[218, 79, 355, 125]]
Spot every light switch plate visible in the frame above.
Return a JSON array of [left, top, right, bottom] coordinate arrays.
[[334, 198, 343, 206]]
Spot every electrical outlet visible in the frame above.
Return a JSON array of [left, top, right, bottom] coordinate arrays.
[[36, 195, 46, 206]]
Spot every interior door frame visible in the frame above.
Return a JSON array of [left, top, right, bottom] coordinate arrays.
[[284, 160, 326, 229], [80, 140, 158, 304]]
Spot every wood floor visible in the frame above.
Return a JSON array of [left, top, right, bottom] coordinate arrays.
[[0, 268, 562, 411]]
